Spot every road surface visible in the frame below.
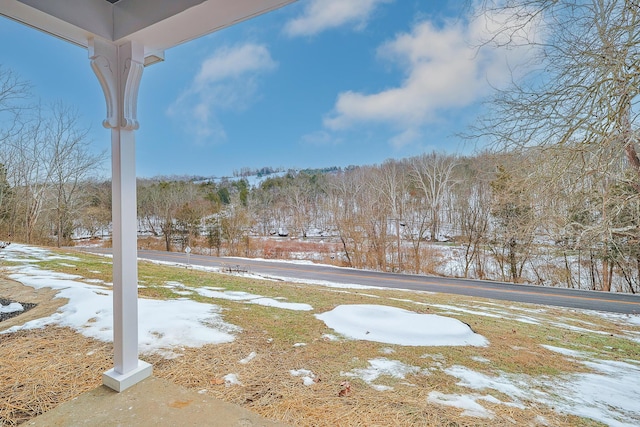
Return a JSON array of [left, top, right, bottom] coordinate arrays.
[[79, 248, 640, 315]]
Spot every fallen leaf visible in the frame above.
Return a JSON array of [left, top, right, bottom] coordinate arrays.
[[338, 381, 351, 397]]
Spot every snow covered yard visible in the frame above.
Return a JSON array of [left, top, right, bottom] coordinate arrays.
[[1, 244, 639, 426]]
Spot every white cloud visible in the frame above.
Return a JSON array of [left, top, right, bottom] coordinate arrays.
[[168, 43, 277, 144], [195, 44, 277, 86], [323, 10, 540, 146], [284, 0, 392, 37]]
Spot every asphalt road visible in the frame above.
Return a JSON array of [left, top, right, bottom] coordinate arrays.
[[79, 248, 640, 315]]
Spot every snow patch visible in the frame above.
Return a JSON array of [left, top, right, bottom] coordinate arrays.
[[427, 392, 495, 418], [444, 361, 640, 427], [316, 304, 488, 347], [239, 352, 257, 364], [192, 286, 313, 311], [1, 302, 24, 314], [290, 368, 316, 386], [342, 358, 422, 391], [2, 245, 240, 357], [224, 373, 242, 387]]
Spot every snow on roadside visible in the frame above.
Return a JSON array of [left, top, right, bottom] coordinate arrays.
[[1, 244, 80, 263], [431, 304, 504, 319], [264, 275, 385, 290], [591, 310, 640, 327]]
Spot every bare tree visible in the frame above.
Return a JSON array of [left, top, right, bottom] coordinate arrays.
[[47, 103, 105, 246], [205, 215, 222, 256], [453, 155, 493, 278], [2, 103, 104, 245], [360, 169, 391, 271], [0, 65, 31, 143], [5, 107, 53, 243], [375, 159, 407, 271], [474, 0, 640, 289], [175, 200, 208, 250], [137, 180, 200, 251], [0, 66, 104, 245], [250, 184, 279, 236], [285, 173, 314, 238], [0, 66, 30, 237], [78, 180, 111, 239], [476, 0, 640, 171], [408, 152, 458, 242], [326, 168, 368, 268], [220, 200, 251, 256], [489, 161, 537, 282]]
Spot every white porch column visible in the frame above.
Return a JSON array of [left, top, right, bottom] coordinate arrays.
[[89, 38, 152, 392]]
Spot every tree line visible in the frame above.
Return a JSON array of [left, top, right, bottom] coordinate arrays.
[[131, 149, 639, 293], [5, 142, 639, 292]]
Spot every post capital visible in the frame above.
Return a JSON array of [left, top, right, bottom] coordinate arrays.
[[89, 39, 144, 130]]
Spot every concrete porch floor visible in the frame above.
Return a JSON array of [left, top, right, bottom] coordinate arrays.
[[26, 376, 290, 427]]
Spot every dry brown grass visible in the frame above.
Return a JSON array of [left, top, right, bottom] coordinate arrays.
[[0, 327, 112, 426], [1, 307, 599, 427], [257, 238, 341, 262], [2, 248, 637, 426], [0, 321, 587, 427], [146, 324, 582, 427]]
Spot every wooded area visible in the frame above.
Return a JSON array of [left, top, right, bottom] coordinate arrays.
[[2, 146, 639, 293]]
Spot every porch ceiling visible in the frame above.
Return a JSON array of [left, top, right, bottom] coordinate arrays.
[[1, 0, 295, 58]]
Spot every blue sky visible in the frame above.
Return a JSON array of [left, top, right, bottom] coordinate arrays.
[[0, 1, 535, 178]]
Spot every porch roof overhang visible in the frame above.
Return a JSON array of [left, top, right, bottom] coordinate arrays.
[[0, 0, 294, 65]]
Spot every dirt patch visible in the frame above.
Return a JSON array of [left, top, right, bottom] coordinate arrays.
[[0, 299, 37, 322], [0, 277, 66, 330]]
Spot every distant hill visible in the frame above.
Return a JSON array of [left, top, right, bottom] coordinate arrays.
[[148, 165, 342, 188]]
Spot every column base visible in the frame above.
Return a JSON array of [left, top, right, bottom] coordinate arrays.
[[103, 361, 153, 392]]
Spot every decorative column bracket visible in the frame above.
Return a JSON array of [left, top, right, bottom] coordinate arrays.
[[89, 38, 143, 131]]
